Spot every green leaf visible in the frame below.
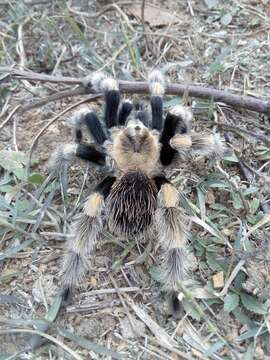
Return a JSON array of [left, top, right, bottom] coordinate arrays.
[[197, 186, 206, 221], [0, 185, 13, 193], [204, 340, 225, 356], [45, 293, 62, 322], [220, 13, 232, 26], [28, 173, 44, 185], [204, 0, 218, 10], [233, 271, 246, 292], [205, 179, 229, 189], [232, 192, 243, 210], [13, 168, 27, 181], [240, 293, 267, 315], [208, 47, 231, 75], [224, 293, 239, 312], [232, 307, 254, 328], [246, 213, 263, 225], [206, 252, 226, 272], [149, 266, 163, 283], [249, 198, 260, 214], [242, 344, 255, 360], [224, 153, 239, 163], [237, 326, 268, 341]]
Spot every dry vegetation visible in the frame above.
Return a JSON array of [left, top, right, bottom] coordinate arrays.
[[0, 0, 270, 359]]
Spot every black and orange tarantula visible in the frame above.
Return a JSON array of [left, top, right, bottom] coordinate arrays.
[[49, 70, 224, 314]]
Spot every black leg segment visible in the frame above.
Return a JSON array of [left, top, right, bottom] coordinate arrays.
[[75, 128, 83, 143], [153, 175, 170, 191], [118, 101, 133, 126], [76, 144, 106, 166], [84, 112, 108, 145], [95, 175, 116, 198], [159, 112, 180, 166], [151, 96, 163, 131], [105, 90, 121, 128]]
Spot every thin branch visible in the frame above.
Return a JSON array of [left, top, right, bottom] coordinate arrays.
[[0, 105, 21, 131], [1, 67, 270, 115], [21, 87, 88, 112]]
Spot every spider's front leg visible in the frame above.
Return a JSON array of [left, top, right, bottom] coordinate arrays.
[[61, 175, 116, 300], [154, 177, 190, 315], [168, 106, 225, 160]]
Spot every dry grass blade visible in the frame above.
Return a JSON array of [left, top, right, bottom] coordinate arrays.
[[58, 328, 125, 360], [0, 329, 84, 360], [129, 301, 193, 359], [130, 302, 175, 348]]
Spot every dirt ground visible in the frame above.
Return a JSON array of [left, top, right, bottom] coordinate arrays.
[[1, 0, 270, 359]]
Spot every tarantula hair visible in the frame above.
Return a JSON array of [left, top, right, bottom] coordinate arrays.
[[48, 70, 225, 315]]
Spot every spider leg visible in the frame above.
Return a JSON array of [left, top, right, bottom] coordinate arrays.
[[148, 70, 165, 131], [62, 175, 116, 300], [92, 72, 120, 129], [84, 111, 108, 145], [160, 105, 193, 166], [48, 143, 106, 174], [165, 105, 225, 160], [117, 99, 133, 126], [170, 132, 225, 159], [154, 176, 191, 315], [70, 107, 108, 145]]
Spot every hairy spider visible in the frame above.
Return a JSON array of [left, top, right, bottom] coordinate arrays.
[[48, 70, 224, 314]]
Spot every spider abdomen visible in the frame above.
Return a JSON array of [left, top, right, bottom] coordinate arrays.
[[107, 171, 158, 236]]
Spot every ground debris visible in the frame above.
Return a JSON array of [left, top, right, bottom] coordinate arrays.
[[242, 238, 270, 301]]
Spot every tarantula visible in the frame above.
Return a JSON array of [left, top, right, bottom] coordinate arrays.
[[49, 70, 224, 314]]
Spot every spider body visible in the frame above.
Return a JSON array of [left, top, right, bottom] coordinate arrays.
[[108, 170, 158, 236], [49, 70, 224, 314]]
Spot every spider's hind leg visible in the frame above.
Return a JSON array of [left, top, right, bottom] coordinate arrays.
[[154, 177, 191, 316], [62, 175, 116, 300]]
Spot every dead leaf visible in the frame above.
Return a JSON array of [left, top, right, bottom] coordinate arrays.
[[212, 272, 224, 289], [128, 4, 179, 28]]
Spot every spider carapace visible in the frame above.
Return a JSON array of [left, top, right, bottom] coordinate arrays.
[[49, 70, 224, 314]]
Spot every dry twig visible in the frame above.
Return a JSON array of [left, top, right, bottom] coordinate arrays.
[[1, 67, 270, 115]]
